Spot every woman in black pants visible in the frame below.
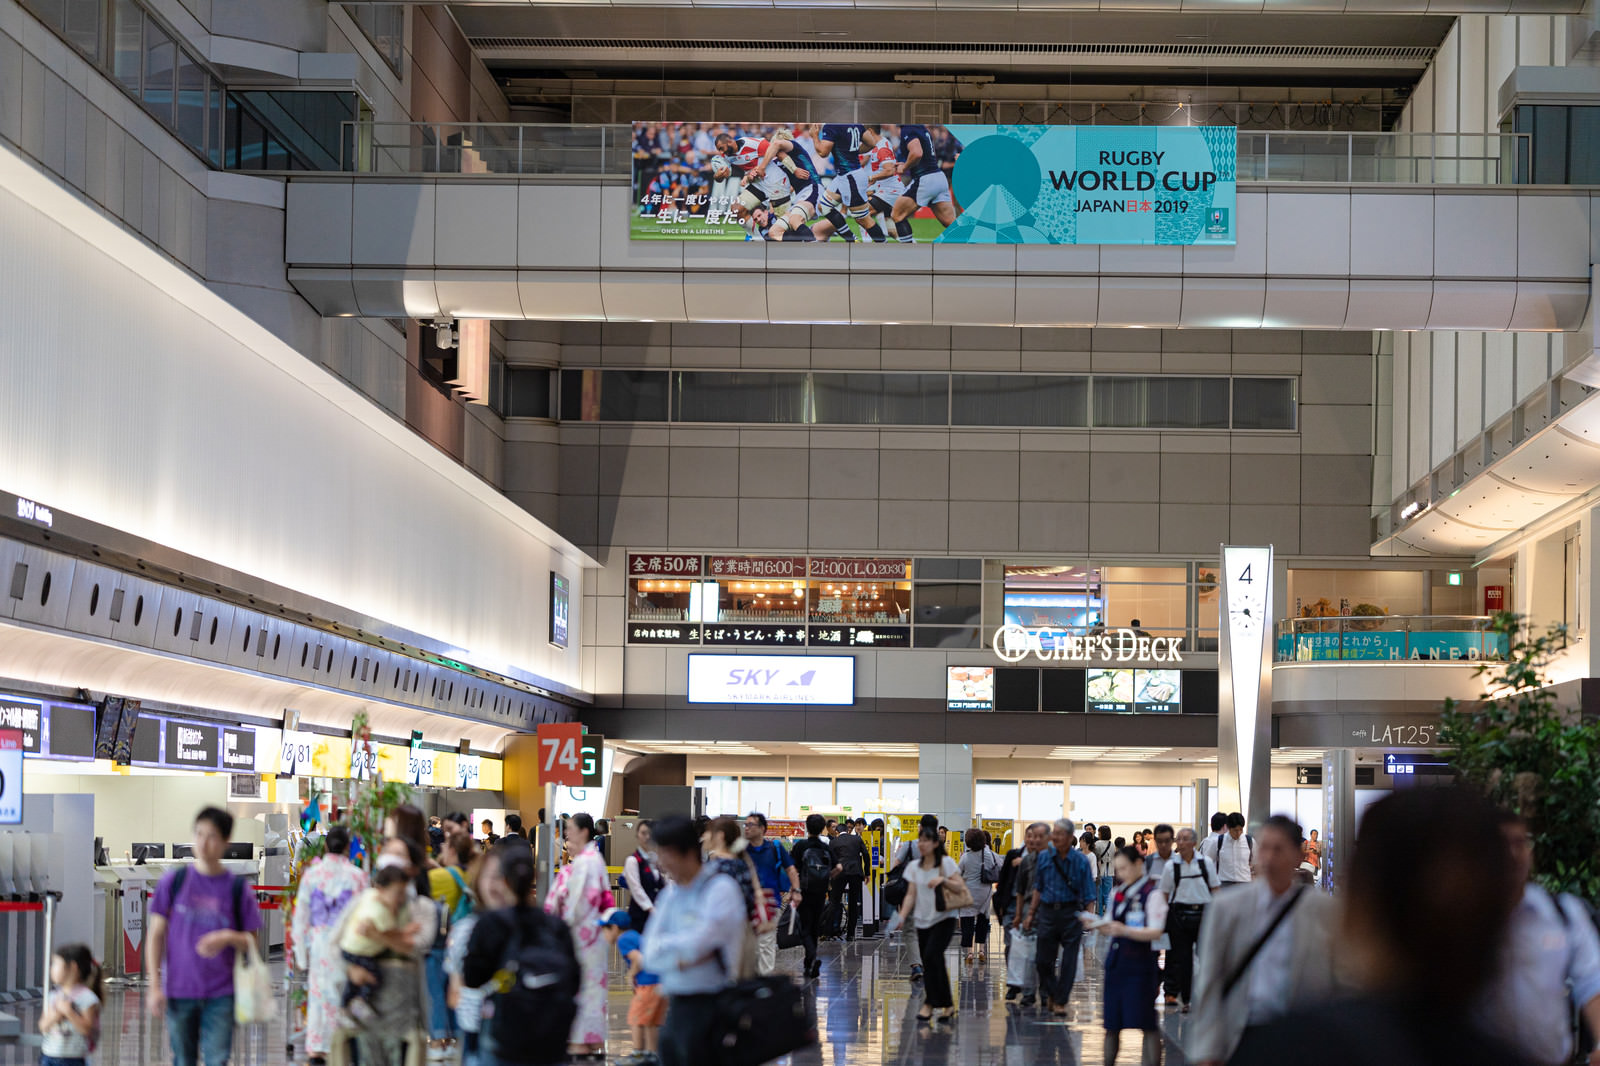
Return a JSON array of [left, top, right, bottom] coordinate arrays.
[[897, 825, 962, 1024]]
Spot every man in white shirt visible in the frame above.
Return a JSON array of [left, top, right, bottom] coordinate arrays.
[[1159, 827, 1219, 1010], [1483, 811, 1600, 1066], [1199, 811, 1228, 868], [1214, 812, 1255, 887], [1188, 816, 1338, 1065]]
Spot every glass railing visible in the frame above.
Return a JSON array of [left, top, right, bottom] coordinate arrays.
[[337, 123, 1529, 185], [1274, 616, 1509, 663]]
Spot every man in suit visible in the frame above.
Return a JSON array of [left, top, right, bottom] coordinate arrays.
[[1187, 815, 1340, 1065]]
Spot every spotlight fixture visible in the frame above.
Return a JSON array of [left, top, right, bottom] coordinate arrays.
[[432, 317, 458, 350]]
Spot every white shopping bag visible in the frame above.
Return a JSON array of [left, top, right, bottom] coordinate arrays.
[[1007, 928, 1038, 990], [233, 939, 276, 1025]]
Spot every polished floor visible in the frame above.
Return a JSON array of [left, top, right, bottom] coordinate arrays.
[[0, 928, 1193, 1064]]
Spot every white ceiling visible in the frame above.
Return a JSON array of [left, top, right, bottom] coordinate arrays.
[[1378, 388, 1600, 558]]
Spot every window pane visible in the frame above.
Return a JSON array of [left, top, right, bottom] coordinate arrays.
[[835, 779, 880, 813], [913, 582, 982, 625], [694, 776, 740, 818], [1068, 785, 1184, 827], [975, 780, 1019, 821], [507, 368, 552, 418], [113, 0, 141, 94], [59, 0, 103, 60], [560, 369, 669, 422], [1233, 378, 1296, 430], [740, 777, 785, 820], [788, 778, 832, 817], [952, 375, 1088, 427], [915, 558, 982, 581], [913, 626, 980, 649], [673, 371, 806, 424], [1094, 376, 1229, 429], [1020, 780, 1064, 822], [208, 83, 224, 166], [175, 52, 206, 152], [142, 19, 176, 125], [811, 373, 947, 425], [881, 780, 919, 812]]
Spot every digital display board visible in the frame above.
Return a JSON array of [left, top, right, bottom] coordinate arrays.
[[1086, 669, 1183, 713], [947, 667, 995, 711], [687, 655, 854, 706], [551, 572, 570, 649]]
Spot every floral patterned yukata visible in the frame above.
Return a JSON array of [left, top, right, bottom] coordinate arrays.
[[545, 842, 614, 1046], [291, 852, 368, 1055]]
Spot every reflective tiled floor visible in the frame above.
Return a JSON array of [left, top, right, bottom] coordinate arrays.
[[0, 928, 1193, 1064]]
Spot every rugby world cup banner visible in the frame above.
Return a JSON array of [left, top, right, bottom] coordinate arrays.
[[629, 121, 1236, 245]]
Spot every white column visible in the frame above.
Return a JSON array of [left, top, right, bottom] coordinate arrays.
[[918, 744, 973, 829]]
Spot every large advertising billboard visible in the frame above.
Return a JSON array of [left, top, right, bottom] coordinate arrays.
[[630, 122, 1236, 246]]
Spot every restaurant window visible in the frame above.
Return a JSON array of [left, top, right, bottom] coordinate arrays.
[[913, 626, 981, 649], [628, 577, 697, 622], [914, 583, 982, 625], [1286, 569, 1426, 621], [809, 574, 911, 626], [952, 375, 1089, 427], [716, 578, 807, 623], [1099, 566, 1187, 646], [560, 369, 670, 422]]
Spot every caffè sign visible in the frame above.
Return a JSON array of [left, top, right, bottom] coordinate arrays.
[[993, 624, 1185, 665]]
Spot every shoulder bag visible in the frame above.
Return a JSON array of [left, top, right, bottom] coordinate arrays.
[[935, 863, 976, 913], [1220, 886, 1306, 999]]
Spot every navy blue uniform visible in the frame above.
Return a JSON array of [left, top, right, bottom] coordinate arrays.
[[897, 124, 939, 177], [819, 123, 868, 172]]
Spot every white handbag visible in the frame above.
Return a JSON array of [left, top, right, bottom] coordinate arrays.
[[233, 939, 276, 1025]]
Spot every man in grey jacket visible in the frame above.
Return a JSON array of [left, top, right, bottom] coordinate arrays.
[[1187, 815, 1340, 1065]]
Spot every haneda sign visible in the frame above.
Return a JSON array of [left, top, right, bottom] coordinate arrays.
[[993, 624, 1184, 665]]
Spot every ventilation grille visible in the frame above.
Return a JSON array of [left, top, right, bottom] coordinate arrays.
[[470, 37, 1437, 62]]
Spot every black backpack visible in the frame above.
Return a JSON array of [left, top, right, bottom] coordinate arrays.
[[799, 841, 833, 894], [489, 908, 580, 1064], [712, 974, 818, 1066]]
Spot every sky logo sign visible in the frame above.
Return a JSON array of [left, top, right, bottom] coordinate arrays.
[[688, 655, 854, 706]]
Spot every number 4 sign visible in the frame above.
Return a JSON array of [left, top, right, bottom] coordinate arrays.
[[536, 722, 586, 787]]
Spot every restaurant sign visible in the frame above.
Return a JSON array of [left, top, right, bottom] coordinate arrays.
[[993, 624, 1184, 665], [808, 557, 909, 581]]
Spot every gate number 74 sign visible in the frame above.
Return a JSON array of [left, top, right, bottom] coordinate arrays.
[[536, 723, 585, 787]]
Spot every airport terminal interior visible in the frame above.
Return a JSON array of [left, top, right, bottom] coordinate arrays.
[[4, 0, 1600, 1062]]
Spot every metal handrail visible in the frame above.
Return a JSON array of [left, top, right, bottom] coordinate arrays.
[[336, 122, 1531, 185]]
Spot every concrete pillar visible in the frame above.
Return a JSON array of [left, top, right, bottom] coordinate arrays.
[[1321, 749, 1356, 893], [1192, 777, 1211, 838], [918, 744, 973, 830]]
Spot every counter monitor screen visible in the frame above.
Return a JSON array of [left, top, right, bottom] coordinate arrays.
[[94, 696, 124, 760], [131, 842, 166, 863]]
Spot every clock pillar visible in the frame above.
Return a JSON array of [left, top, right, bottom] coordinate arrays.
[[1218, 544, 1273, 830]]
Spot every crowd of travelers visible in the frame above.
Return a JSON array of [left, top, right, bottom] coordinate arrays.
[[108, 789, 1600, 1066]]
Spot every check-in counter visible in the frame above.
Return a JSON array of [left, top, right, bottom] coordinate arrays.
[[100, 859, 261, 980]]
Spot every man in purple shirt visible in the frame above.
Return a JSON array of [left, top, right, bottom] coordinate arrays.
[[147, 807, 262, 1066]]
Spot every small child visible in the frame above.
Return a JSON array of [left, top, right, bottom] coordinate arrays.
[[604, 911, 663, 1066], [38, 944, 101, 1066], [340, 864, 416, 1023]]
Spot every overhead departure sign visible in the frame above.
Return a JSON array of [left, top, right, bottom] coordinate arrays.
[[0, 730, 23, 824]]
